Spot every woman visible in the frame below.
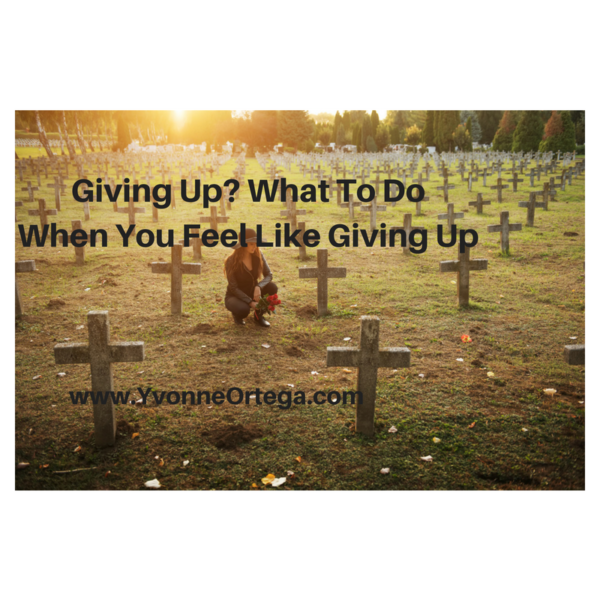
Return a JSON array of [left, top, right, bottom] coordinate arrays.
[[224, 228, 278, 327]]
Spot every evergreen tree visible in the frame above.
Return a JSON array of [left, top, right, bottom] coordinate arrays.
[[390, 126, 401, 145], [434, 111, 460, 152], [512, 111, 544, 152], [352, 123, 361, 147], [371, 110, 380, 135], [477, 110, 503, 145], [460, 110, 481, 143], [361, 114, 373, 148], [277, 111, 313, 148], [117, 113, 132, 150], [342, 111, 351, 131], [453, 124, 472, 151], [336, 124, 346, 147], [405, 125, 422, 146], [539, 111, 576, 154], [333, 111, 342, 144], [366, 136, 378, 152], [492, 111, 517, 151], [422, 110, 435, 146], [375, 125, 390, 151]]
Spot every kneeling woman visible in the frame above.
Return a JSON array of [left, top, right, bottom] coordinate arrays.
[[224, 229, 278, 327]]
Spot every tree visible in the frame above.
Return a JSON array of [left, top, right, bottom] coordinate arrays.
[[512, 111, 544, 152], [375, 125, 390, 151], [35, 111, 54, 158], [336, 124, 346, 147], [116, 112, 132, 150], [405, 124, 422, 146], [333, 111, 342, 143], [390, 126, 401, 145], [371, 110, 380, 136], [250, 111, 278, 147], [352, 123, 361, 148], [422, 110, 435, 146], [452, 124, 472, 151], [575, 113, 585, 145], [361, 113, 373, 149], [477, 110, 503, 145], [434, 111, 460, 152], [366, 136, 378, 152], [539, 111, 576, 154], [492, 111, 517, 151], [342, 111, 351, 131], [460, 110, 481, 143], [277, 111, 313, 148]]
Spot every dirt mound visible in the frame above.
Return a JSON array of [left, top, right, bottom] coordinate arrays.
[[190, 323, 216, 335], [563, 231, 579, 237], [295, 304, 318, 318], [204, 424, 262, 450], [47, 299, 66, 309], [285, 346, 303, 357], [216, 345, 234, 353]]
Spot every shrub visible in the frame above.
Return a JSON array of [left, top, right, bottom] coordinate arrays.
[[512, 111, 544, 152]]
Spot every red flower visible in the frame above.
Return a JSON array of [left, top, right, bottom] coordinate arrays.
[[268, 305, 274, 311], [275, 299, 281, 305]]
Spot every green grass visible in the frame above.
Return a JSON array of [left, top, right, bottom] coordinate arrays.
[[15, 153, 585, 490]]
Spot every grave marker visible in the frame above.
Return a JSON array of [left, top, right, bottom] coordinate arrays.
[[298, 248, 346, 316], [518, 192, 545, 227], [28, 198, 57, 228], [490, 178, 509, 203], [487, 211, 522, 254], [564, 345, 585, 366], [468, 193, 491, 214], [390, 214, 425, 255], [72, 220, 85, 265], [439, 246, 488, 307], [15, 260, 36, 317], [438, 203, 464, 229]]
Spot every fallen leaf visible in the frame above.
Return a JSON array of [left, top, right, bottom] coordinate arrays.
[[380, 467, 390, 474], [388, 426, 398, 433], [487, 371, 495, 377], [84, 288, 91, 292], [543, 388, 557, 397], [287, 471, 295, 477], [76, 325, 84, 330], [32, 375, 41, 380], [343, 368, 353, 373], [468, 422, 476, 429], [433, 437, 441, 443], [74, 446, 81, 452], [159, 458, 164, 467], [261, 473, 276, 485], [261, 343, 271, 349], [295, 456, 302, 463], [456, 358, 464, 362], [287, 383, 294, 388], [132, 432, 140, 439], [461, 334, 472, 343], [569, 336, 577, 340], [343, 337, 351, 341], [420, 456, 433, 462], [17, 462, 30, 469], [105, 471, 111, 477], [311, 371, 319, 375], [522, 428, 528, 432], [350, 304, 358, 308], [144, 479, 161, 489], [271, 477, 286, 487], [57, 372, 66, 377], [183, 460, 190, 467], [450, 280, 456, 284], [251, 483, 258, 488], [419, 374, 425, 378]]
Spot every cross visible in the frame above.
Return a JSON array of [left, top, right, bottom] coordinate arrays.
[[298, 248, 346, 316], [342, 194, 361, 221], [507, 172, 524, 192], [438, 203, 464, 229], [116, 192, 146, 232], [179, 226, 203, 261], [297, 222, 308, 261], [564, 345, 585, 366], [370, 173, 384, 196], [72, 220, 86, 265], [47, 177, 66, 211], [360, 195, 387, 232], [280, 191, 307, 229], [327, 315, 410, 436], [487, 211, 522, 254], [390, 214, 425, 255], [15, 260, 36, 317], [16, 161, 25, 181], [54, 311, 145, 447], [200, 206, 228, 231], [490, 178, 509, 203], [436, 180, 455, 203], [529, 169, 536, 187], [467, 171, 478, 192], [28, 198, 58, 228], [534, 183, 554, 210], [468, 193, 491, 215], [519, 192, 545, 227], [20, 181, 39, 203], [481, 168, 490, 187], [414, 194, 429, 216], [439, 246, 488, 307], [150, 244, 202, 315]]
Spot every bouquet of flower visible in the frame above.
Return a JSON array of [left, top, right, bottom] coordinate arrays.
[[255, 293, 281, 316]]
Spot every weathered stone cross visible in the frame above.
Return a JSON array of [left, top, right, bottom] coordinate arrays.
[[360, 195, 386, 232], [438, 203, 464, 229], [436, 180, 456, 203], [327, 315, 410, 435], [20, 181, 39, 203], [439, 246, 488, 307], [28, 198, 58, 228], [490, 178, 509, 203], [151, 244, 202, 315], [507, 172, 524, 192], [468, 193, 491, 214], [390, 214, 425, 255], [71, 220, 86, 265], [200, 206, 228, 231], [15, 260, 36, 317], [46, 177, 66, 211], [179, 226, 203, 261], [487, 211, 522, 254], [299, 248, 346, 316], [280, 190, 307, 229], [518, 192, 545, 227], [54, 311, 145, 447]]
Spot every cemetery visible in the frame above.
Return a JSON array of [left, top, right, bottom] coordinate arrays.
[[14, 110, 585, 491]]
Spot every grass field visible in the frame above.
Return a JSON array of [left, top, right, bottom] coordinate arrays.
[[14, 152, 585, 490]]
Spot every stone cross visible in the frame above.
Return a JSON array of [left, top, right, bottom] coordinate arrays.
[[390, 214, 425, 255], [116, 196, 146, 232], [150, 244, 202, 315], [467, 171, 478, 192], [54, 311, 145, 447], [414, 195, 429, 216], [21, 181, 39, 203], [564, 345, 585, 365], [519, 192, 545, 227], [298, 248, 346, 316], [438, 203, 464, 229], [343, 194, 361, 221], [490, 178, 509, 203], [179, 226, 203, 261], [298, 221, 308, 261], [15, 260, 36, 317], [468, 193, 491, 214], [436, 180, 456, 203], [28, 198, 58, 228], [16, 161, 25, 181], [487, 211, 522, 254], [72, 220, 85, 265], [280, 191, 307, 230], [507, 172, 524, 192], [439, 246, 488, 307], [47, 177, 66, 211], [200, 206, 228, 231], [327, 315, 410, 436], [360, 196, 386, 232]]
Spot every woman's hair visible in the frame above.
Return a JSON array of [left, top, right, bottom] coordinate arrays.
[[223, 247, 264, 279]]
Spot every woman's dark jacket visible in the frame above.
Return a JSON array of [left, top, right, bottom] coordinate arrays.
[[225, 251, 273, 304]]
